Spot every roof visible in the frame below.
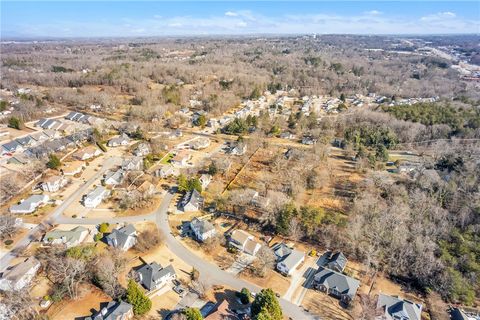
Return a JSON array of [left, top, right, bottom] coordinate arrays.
[[2, 140, 21, 152], [230, 230, 252, 246], [314, 267, 360, 299], [15, 135, 35, 146], [106, 224, 136, 249], [137, 262, 176, 291], [190, 217, 215, 235], [377, 294, 422, 320], [10, 194, 48, 213], [0, 257, 40, 283], [172, 150, 191, 162], [450, 308, 469, 320], [86, 186, 108, 201], [244, 239, 261, 255], [272, 243, 292, 259], [279, 249, 304, 270], [180, 189, 204, 210], [88, 301, 133, 320], [62, 161, 85, 173], [43, 175, 64, 183], [137, 180, 155, 193], [104, 169, 124, 184], [44, 226, 88, 245], [328, 251, 347, 271], [204, 300, 239, 320]]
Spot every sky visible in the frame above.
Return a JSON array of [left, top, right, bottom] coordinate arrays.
[[1, 1, 479, 38]]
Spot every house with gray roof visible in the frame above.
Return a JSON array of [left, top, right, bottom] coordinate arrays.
[[104, 169, 125, 186], [276, 249, 305, 276], [15, 135, 36, 147], [229, 230, 262, 256], [135, 261, 176, 291], [122, 157, 143, 171], [180, 189, 204, 212], [377, 294, 422, 320], [190, 217, 216, 242], [86, 301, 133, 320], [0, 257, 41, 291], [107, 133, 130, 147], [133, 142, 151, 157], [83, 186, 110, 208], [106, 224, 137, 251], [43, 226, 89, 248], [326, 251, 348, 273], [313, 267, 360, 304], [1, 140, 23, 154], [9, 194, 49, 214], [271, 243, 292, 261]]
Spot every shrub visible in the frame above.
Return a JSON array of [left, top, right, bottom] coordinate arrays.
[[126, 279, 152, 315], [8, 116, 23, 130], [4, 239, 13, 246], [98, 222, 109, 233], [237, 287, 252, 304], [47, 154, 62, 169], [94, 233, 103, 242]]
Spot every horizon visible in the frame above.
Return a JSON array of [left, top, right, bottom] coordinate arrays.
[[1, 1, 480, 38]]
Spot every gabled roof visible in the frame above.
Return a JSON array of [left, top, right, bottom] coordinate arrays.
[[10, 194, 48, 213], [2, 140, 21, 152], [180, 189, 204, 210], [44, 226, 88, 245], [190, 217, 215, 235], [314, 267, 360, 299], [230, 230, 252, 246], [137, 262, 176, 291], [85, 186, 108, 201], [0, 257, 40, 284], [104, 169, 124, 185], [88, 301, 133, 320], [15, 135, 35, 146], [377, 294, 422, 320], [272, 242, 292, 260], [278, 249, 304, 270], [106, 224, 136, 249], [327, 251, 347, 271]]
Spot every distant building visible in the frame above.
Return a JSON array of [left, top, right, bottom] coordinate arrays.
[[190, 138, 211, 150], [0, 257, 41, 291], [199, 174, 212, 189], [104, 169, 125, 186], [133, 142, 151, 157], [154, 165, 179, 178], [61, 161, 86, 176], [135, 262, 176, 291], [190, 217, 216, 242], [9, 194, 49, 214], [376, 294, 422, 320], [122, 157, 143, 171], [171, 151, 191, 166], [107, 133, 130, 147], [73, 146, 101, 161], [106, 224, 137, 251], [301, 135, 317, 145]]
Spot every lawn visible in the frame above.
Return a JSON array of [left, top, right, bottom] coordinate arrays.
[[160, 153, 174, 164]]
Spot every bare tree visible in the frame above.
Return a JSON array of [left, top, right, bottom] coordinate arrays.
[[0, 290, 39, 320], [251, 246, 276, 277], [0, 214, 19, 240]]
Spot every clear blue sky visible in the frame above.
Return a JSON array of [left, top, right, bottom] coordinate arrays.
[[1, 1, 479, 38]]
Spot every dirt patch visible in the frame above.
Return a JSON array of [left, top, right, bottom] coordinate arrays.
[[302, 289, 354, 320], [240, 269, 290, 296]]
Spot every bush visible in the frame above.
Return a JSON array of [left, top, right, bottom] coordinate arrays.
[[94, 233, 103, 242], [191, 268, 200, 281], [4, 239, 13, 246], [98, 222, 109, 233], [182, 307, 204, 320], [47, 154, 61, 169], [8, 116, 23, 130], [237, 287, 252, 304], [126, 279, 152, 315]]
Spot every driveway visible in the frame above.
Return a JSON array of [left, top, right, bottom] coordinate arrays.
[[225, 253, 256, 275], [0, 156, 120, 270], [283, 256, 318, 302], [155, 189, 320, 320]]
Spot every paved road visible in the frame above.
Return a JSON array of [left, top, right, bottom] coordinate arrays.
[[155, 189, 319, 320], [0, 156, 120, 270]]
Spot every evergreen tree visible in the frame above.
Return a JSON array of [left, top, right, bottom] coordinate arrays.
[[126, 279, 152, 315], [251, 289, 282, 320], [47, 154, 62, 169], [183, 307, 203, 320]]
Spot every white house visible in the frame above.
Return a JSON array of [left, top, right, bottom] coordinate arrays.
[[73, 146, 101, 161], [83, 186, 110, 208], [171, 151, 191, 166], [154, 165, 179, 178], [122, 157, 143, 171], [0, 257, 41, 291], [41, 175, 68, 192], [107, 133, 130, 147], [105, 224, 137, 251], [179, 189, 204, 212], [9, 194, 50, 214], [190, 217, 216, 242], [133, 142, 151, 157], [104, 169, 125, 186], [276, 249, 305, 276]]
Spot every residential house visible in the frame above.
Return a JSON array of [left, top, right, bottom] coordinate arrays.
[[86, 301, 133, 320], [73, 146, 101, 161], [229, 230, 261, 256], [42, 129, 61, 139], [122, 157, 143, 171], [154, 165, 179, 178], [107, 133, 130, 147], [180, 189, 204, 212], [204, 300, 239, 320], [326, 251, 348, 273], [276, 249, 305, 276], [228, 143, 247, 156], [190, 138, 211, 150], [133, 142, 151, 157], [449, 308, 472, 320], [41, 175, 68, 192], [83, 186, 110, 208], [199, 174, 212, 189], [313, 267, 360, 304], [15, 135, 36, 147], [190, 217, 216, 242], [7, 153, 30, 165], [272, 242, 292, 261], [105, 224, 137, 251], [171, 151, 191, 166], [65, 111, 86, 122], [9, 194, 49, 214], [0, 257, 41, 291], [30, 132, 49, 143], [1, 140, 23, 154], [43, 226, 89, 248], [61, 161, 86, 176], [104, 169, 125, 186], [376, 294, 422, 320], [302, 135, 317, 145], [135, 262, 176, 291], [35, 118, 62, 130]]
